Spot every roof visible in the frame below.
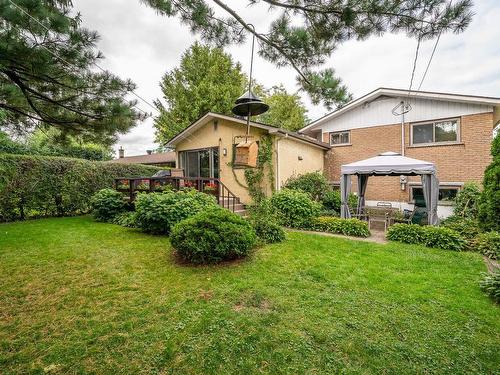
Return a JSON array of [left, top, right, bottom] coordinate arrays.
[[341, 151, 436, 176], [301, 87, 500, 133], [108, 151, 176, 165], [167, 112, 330, 150]]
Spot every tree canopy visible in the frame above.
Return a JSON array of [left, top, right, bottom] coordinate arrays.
[[142, 0, 473, 109], [154, 43, 309, 143], [257, 85, 308, 132], [0, 0, 143, 144]]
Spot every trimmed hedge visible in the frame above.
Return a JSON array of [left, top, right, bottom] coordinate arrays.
[[312, 216, 370, 237], [0, 153, 159, 221], [270, 189, 321, 228], [171, 208, 257, 264], [387, 223, 466, 251], [133, 190, 218, 234]]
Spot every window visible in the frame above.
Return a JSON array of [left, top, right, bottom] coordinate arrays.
[[410, 184, 461, 205], [330, 130, 350, 145], [411, 119, 459, 145]]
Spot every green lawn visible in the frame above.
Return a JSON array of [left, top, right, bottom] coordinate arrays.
[[0, 217, 498, 374]]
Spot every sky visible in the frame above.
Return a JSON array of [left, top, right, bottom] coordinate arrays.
[[72, 0, 500, 157]]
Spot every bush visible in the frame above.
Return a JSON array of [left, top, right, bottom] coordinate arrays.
[[475, 231, 500, 260], [478, 134, 500, 231], [480, 270, 500, 303], [111, 211, 138, 228], [312, 216, 370, 237], [282, 171, 330, 201], [134, 190, 217, 234], [90, 189, 125, 222], [441, 216, 481, 250], [387, 223, 466, 251], [0, 153, 159, 221], [453, 182, 481, 219], [270, 189, 321, 228], [251, 219, 286, 243], [171, 208, 257, 264], [321, 190, 358, 212]]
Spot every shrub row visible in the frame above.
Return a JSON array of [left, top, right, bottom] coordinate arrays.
[[312, 216, 370, 237], [387, 223, 466, 251], [480, 269, 500, 304], [0, 153, 159, 221]]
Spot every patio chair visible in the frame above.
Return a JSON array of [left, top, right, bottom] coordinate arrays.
[[376, 201, 392, 208], [391, 209, 415, 225]]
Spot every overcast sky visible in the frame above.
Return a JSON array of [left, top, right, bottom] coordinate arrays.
[[72, 0, 500, 157]]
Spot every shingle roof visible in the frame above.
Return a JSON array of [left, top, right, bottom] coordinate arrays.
[[108, 151, 175, 165]]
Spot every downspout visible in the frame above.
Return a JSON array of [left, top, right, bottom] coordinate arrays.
[[275, 136, 280, 190]]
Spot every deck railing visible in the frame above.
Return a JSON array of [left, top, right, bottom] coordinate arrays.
[[113, 176, 240, 212]]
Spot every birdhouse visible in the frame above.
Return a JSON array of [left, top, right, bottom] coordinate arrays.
[[234, 140, 258, 167]]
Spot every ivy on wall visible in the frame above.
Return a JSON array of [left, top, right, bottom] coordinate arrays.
[[244, 134, 274, 203]]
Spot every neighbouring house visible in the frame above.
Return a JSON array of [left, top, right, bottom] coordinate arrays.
[[108, 148, 176, 168], [300, 87, 500, 217], [167, 112, 329, 204]]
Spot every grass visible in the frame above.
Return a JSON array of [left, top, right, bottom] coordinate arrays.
[[0, 216, 498, 374]]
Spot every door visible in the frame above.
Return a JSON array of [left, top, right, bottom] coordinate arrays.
[[180, 148, 219, 178]]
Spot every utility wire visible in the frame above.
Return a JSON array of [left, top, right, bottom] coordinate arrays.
[[407, 35, 422, 97], [417, 33, 441, 91], [7, 0, 158, 115]]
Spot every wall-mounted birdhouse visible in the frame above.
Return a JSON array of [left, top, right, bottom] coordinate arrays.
[[234, 140, 258, 167]]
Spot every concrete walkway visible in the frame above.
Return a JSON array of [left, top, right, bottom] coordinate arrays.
[[288, 228, 388, 244]]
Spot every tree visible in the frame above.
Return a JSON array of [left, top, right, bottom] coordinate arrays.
[[154, 42, 246, 144], [1, 0, 143, 144], [258, 85, 308, 131], [142, 0, 473, 109], [478, 135, 500, 231]]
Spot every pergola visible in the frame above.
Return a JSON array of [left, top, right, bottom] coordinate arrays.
[[340, 152, 440, 225]]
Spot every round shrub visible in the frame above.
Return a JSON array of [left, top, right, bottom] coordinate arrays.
[[134, 190, 217, 234], [480, 269, 500, 303], [453, 182, 481, 219], [475, 231, 500, 260], [282, 171, 329, 201], [441, 216, 481, 251], [251, 219, 286, 243], [270, 189, 321, 229], [90, 188, 125, 222], [170, 208, 257, 264]]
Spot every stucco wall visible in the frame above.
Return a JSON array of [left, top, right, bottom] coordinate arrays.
[[276, 136, 324, 188], [174, 117, 326, 204]]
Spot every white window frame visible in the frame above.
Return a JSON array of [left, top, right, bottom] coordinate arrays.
[[409, 182, 463, 205], [410, 118, 460, 146], [329, 130, 350, 146]]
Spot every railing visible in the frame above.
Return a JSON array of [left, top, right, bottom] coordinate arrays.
[[113, 176, 241, 212]]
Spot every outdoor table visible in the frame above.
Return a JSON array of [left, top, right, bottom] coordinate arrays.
[[366, 207, 398, 231]]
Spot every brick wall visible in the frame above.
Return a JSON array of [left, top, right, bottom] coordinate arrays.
[[323, 112, 494, 202]]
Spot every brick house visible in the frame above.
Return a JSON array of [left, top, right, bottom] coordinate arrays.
[[300, 88, 500, 217]]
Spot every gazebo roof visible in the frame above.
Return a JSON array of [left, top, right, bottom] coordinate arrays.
[[341, 152, 436, 176]]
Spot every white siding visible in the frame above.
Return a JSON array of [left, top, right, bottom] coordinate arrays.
[[319, 97, 493, 134]]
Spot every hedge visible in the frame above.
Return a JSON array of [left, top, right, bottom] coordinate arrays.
[[0, 153, 160, 221], [312, 216, 370, 238], [387, 223, 466, 251]]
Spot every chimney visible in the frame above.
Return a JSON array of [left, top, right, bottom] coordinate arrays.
[[146, 149, 153, 155], [118, 146, 124, 159]]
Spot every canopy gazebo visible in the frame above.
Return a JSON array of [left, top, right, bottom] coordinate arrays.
[[340, 152, 440, 225]]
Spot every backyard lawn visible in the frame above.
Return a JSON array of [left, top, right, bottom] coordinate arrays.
[[0, 216, 499, 374]]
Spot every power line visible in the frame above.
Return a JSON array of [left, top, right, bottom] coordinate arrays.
[[7, 0, 159, 115], [407, 35, 422, 97]]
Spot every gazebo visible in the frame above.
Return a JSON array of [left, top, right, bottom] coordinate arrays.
[[340, 152, 440, 225]]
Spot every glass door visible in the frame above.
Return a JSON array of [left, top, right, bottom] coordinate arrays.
[[180, 147, 219, 178]]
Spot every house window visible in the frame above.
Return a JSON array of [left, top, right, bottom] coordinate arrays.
[[411, 119, 459, 145], [410, 184, 461, 205], [330, 131, 350, 145]]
